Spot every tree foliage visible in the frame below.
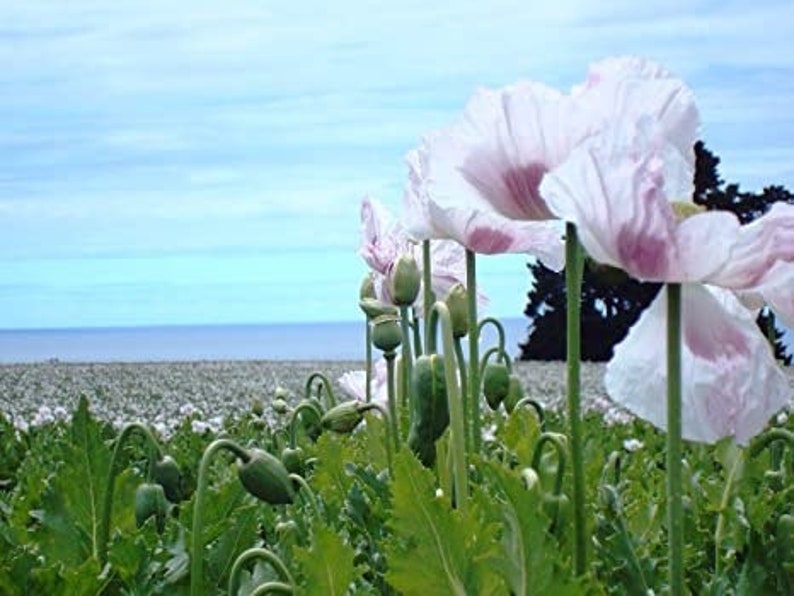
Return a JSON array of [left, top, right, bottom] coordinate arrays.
[[520, 142, 793, 363]]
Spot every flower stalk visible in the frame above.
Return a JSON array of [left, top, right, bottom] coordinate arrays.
[[466, 249, 480, 453], [565, 222, 587, 576], [666, 282, 684, 595]]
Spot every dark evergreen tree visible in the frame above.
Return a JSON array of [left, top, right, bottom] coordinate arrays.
[[520, 141, 793, 363]]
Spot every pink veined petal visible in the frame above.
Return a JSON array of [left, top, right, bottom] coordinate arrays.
[[402, 147, 438, 241], [338, 359, 390, 411], [708, 202, 794, 323], [605, 284, 790, 445], [426, 199, 565, 269], [573, 56, 701, 164], [338, 370, 367, 402], [359, 196, 406, 274], [541, 121, 736, 282]]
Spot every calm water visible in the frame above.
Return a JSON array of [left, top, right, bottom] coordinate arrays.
[[0, 318, 530, 363]]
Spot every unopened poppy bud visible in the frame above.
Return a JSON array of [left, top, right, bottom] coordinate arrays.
[[281, 446, 304, 475], [371, 314, 402, 352], [152, 455, 183, 503], [520, 467, 540, 492], [444, 283, 469, 338], [360, 273, 376, 300], [274, 386, 290, 401], [237, 449, 295, 505], [389, 254, 421, 306], [251, 398, 265, 417], [321, 400, 372, 434], [134, 483, 169, 532], [359, 298, 399, 320], [483, 362, 510, 410], [503, 374, 525, 413], [272, 398, 290, 416]]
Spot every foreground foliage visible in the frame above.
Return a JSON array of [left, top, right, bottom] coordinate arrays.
[[0, 392, 791, 594]]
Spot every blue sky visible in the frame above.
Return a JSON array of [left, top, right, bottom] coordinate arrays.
[[1, 0, 793, 328]]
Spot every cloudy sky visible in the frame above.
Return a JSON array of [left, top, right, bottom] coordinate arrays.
[[1, 0, 793, 328]]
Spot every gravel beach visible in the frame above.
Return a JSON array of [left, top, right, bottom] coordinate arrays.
[[1, 360, 792, 434]]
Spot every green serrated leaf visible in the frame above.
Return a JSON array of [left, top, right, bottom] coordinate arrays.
[[497, 407, 541, 466], [295, 524, 362, 595], [385, 451, 500, 595]]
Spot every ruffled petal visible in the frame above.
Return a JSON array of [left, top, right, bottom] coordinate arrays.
[[605, 284, 790, 444], [541, 121, 737, 282], [573, 56, 701, 166], [426, 199, 565, 269], [707, 202, 794, 322], [358, 196, 406, 274]]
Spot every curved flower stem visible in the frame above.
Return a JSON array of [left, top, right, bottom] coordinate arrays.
[[191, 438, 251, 596], [399, 305, 414, 411], [429, 301, 468, 513], [289, 473, 321, 521], [565, 223, 586, 576], [466, 250, 482, 454], [453, 336, 470, 454], [479, 346, 512, 374], [228, 547, 295, 595], [288, 402, 323, 448], [365, 321, 373, 403], [304, 373, 337, 409], [531, 432, 568, 496], [666, 282, 684, 595], [714, 447, 745, 576], [411, 308, 423, 357], [251, 582, 294, 595], [97, 422, 163, 565], [514, 398, 546, 429], [477, 317, 506, 356], [749, 428, 794, 461], [423, 240, 433, 348], [384, 351, 400, 450]]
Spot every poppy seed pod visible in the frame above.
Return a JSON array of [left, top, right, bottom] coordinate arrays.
[[237, 449, 295, 505], [134, 483, 169, 532], [321, 400, 368, 434], [444, 283, 469, 338], [359, 298, 399, 320], [503, 374, 525, 414], [152, 455, 183, 503], [389, 253, 421, 306], [371, 314, 402, 352], [482, 362, 510, 411]]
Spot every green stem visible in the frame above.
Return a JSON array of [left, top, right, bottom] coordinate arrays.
[[531, 432, 568, 496], [666, 282, 684, 595], [97, 422, 162, 565], [565, 223, 586, 576], [714, 448, 745, 576], [466, 250, 481, 453], [288, 401, 323, 448], [429, 302, 468, 513], [423, 240, 433, 348], [229, 548, 295, 595], [477, 317, 506, 356], [479, 346, 512, 374], [304, 372, 337, 409], [251, 582, 294, 595], [191, 439, 251, 596], [411, 308, 423, 357], [399, 305, 414, 411], [365, 321, 373, 402], [289, 473, 322, 521], [453, 337, 470, 455], [384, 351, 400, 450], [367, 402, 394, 476]]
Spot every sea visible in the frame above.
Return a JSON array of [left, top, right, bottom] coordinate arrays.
[[0, 317, 531, 364]]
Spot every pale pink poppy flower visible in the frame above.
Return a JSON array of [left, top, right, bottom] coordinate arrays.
[[402, 56, 698, 270], [359, 195, 486, 309], [338, 358, 389, 410], [541, 120, 793, 444]]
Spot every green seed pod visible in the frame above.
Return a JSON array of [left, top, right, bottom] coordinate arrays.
[[359, 298, 399, 320], [152, 455, 183, 503], [281, 446, 304, 476], [371, 314, 402, 352], [444, 283, 469, 338], [251, 397, 265, 417], [274, 386, 290, 400], [482, 362, 510, 411], [272, 398, 290, 416], [389, 253, 421, 306], [776, 513, 794, 565], [407, 354, 449, 467], [321, 400, 366, 434], [237, 449, 295, 505], [360, 273, 376, 300], [134, 483, 169, 532], [503, 375, 525, 414]]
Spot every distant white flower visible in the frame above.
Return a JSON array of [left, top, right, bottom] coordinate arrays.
[[777, 411, 789, 426], [31, 405, 55, 427], [180, 403, 199, 418], [435, 488, 444, 499], [623, 438, 645, 452], [191, 420, 212, 434]]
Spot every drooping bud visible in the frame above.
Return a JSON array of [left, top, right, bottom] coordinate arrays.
[[272, 398, 290, 416], [520, 467, 540, 492], [251, 397, 265, 417], [359, 298, 399, 320], [321, 400, 370, 434], [152, 455, 183, 503], [389, 253, 421, 306], [503, 374, 525, 414], [482, 362, 510, 411], [281, 446, 304, 475], [444, 283, 469, 338], [360, 273, 376, 300], [134, 483, 169, 532], [237, 449, 295, 505], [371, 314, 402, 352]]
